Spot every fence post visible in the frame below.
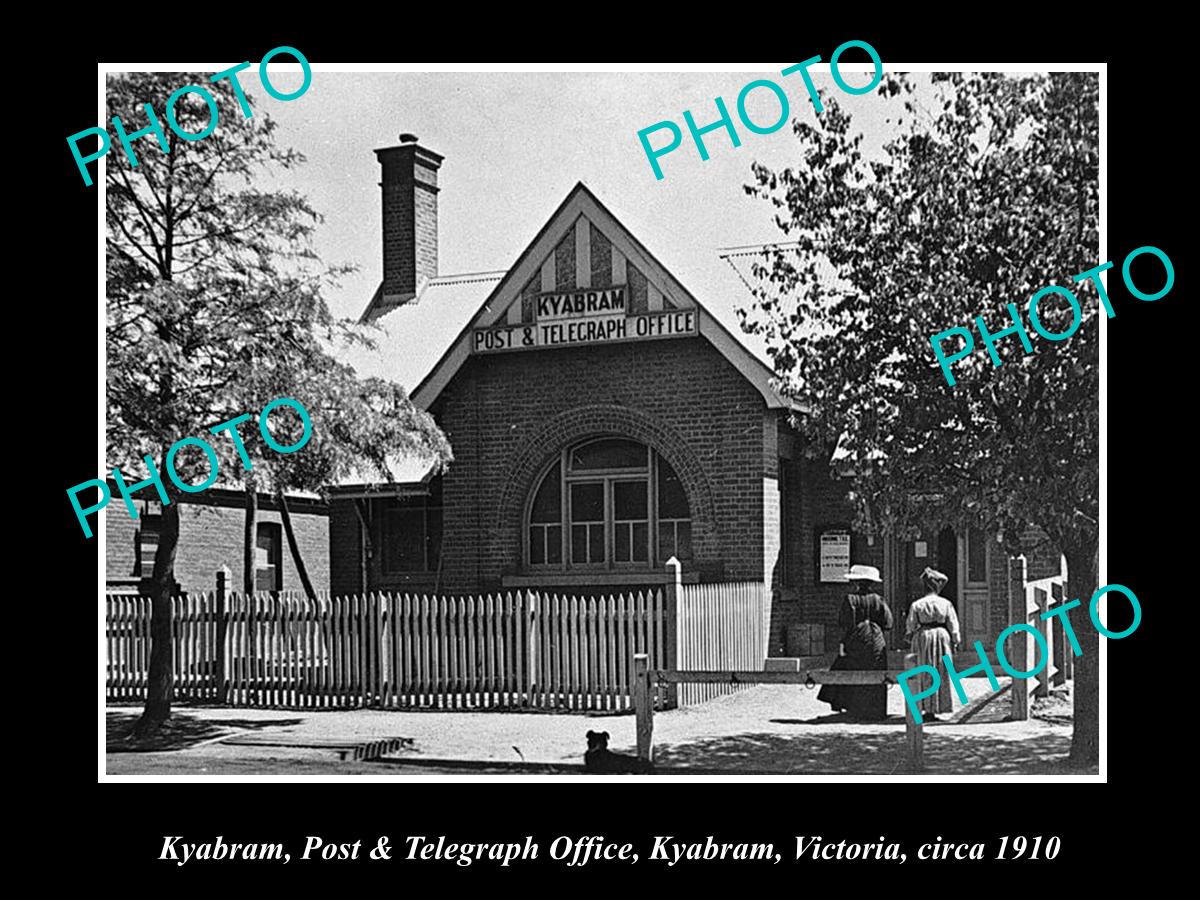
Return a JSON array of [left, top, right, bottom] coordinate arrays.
[[1034, 587, 1050, 698], [1008, 556, 1030, 722], [664, 558, 682, 709], [1050, 581, 1068, 686], [904, 653, 924, 771], [633, 653, 653, 763], [215, 567, 230, 704], [525, 591, 536, 707]]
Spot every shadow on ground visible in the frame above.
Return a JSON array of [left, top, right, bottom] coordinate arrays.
[[370, 757, 579, 774], [106, 711, 304, 752], [653, 729, 1095, 775]]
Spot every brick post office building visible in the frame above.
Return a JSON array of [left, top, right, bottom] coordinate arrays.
[[333, 135, 1063, 659]]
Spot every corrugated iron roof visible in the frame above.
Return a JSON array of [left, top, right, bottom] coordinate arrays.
[[332, 272, 504, 489], [340, 270, 506, 392], [329, 455, 440, 494]]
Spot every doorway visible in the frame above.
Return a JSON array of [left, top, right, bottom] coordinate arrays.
[[887, 527, 960, 643], [936, 526, 959, 608], [888, 526, 991, 654]]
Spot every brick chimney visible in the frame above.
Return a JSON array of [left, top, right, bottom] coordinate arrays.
[[375, 134, 442, 306]]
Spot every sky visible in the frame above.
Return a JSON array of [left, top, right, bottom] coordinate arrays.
[[254, 67, 911, 323]]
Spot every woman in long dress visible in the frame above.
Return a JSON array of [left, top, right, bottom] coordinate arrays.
[[905, 567, 962, 720], [818, 565, 894, 720]]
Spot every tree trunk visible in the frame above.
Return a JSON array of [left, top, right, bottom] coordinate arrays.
[[277, 485, 318, 601], [243, 474, 257, 595], [1064, 541, 1099, 767], [134, 498, 181, 738]]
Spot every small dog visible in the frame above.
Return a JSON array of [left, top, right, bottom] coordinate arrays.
[[584, 730, 654, 774]]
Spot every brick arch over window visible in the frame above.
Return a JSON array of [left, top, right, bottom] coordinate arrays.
[[495, 405, 717, 565]]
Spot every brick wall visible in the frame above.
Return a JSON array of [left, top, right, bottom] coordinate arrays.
[[381, 176, 416, 298], [989, 539, 1011, 638], [413, 175, 438, 288], [106, 507, 139, 583], [425, 336, 772, 594], [104, 491, 330, 596], [1021, 526, 1065, 581], [767, 454, 884, 656]]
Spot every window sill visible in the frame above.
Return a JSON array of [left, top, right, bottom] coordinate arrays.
[[502, 571, 700, 587]]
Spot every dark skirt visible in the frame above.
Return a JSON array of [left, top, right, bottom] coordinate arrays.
[[817, 623, 889, 719]]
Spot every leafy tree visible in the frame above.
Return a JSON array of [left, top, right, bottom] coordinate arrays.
[[235, 348, 451, 600], [741, 73, 1100, 765], [105, 72, 446, 735]]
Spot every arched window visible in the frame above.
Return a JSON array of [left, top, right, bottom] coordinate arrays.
[[526, 437, 692, 570]]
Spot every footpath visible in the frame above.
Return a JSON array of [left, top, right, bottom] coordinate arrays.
[[106, 679, 1088, 776]]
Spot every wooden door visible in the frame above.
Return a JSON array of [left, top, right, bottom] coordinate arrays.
[[958, 526, 991, 650], [888, 532, 939, 649]]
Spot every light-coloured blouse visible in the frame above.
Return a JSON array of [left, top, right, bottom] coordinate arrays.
[[905, 593, 962, 644]]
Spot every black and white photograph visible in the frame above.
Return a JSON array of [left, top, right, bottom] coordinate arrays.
[[87, 61, 1115, 781]]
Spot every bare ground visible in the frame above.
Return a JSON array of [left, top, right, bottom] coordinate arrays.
[[105, 678, 1093, 776]]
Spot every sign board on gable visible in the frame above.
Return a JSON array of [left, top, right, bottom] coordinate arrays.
[[537, 288, 627, 321], [473, 282, 696, 354]]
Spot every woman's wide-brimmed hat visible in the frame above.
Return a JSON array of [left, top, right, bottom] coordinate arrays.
[[846, 564, 882, 583]]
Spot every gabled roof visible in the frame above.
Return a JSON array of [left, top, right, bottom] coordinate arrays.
[[341, 182, 801, 427], [335, 184, 805, 489], [411, 184, 794, 410]]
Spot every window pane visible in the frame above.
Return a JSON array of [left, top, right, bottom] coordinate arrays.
[[428, 508, 442, 571], [571, 482, 604, 522], [658, 522, 675, 562], [632, 522, 649, 562], [547, 525, 562, 564], [967, 527, 986, 582], [677, 521, 692, 559], [384, 506, 426, 572], [531, 462, 562, 523], [657, 455, 689, 518], [255, 523, 282, 589], [530, 527, 545, 565], [572, 525, 588, 563], [570, 438, 647, 471], [615, 522, 630, 562], [614, 480, 647, 520], [588, 524, 604, 562]]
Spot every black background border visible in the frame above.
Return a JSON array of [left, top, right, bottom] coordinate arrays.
[[36, 17, 1182, 884]]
